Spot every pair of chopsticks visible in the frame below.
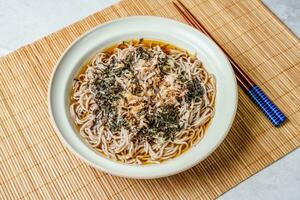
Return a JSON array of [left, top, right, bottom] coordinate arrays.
[[173, 0, 286, 127]]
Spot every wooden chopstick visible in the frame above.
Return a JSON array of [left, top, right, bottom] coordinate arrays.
[[173, 0, 287, 127]]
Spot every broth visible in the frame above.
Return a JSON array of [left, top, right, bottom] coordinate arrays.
[[69, 39, 215, 165]]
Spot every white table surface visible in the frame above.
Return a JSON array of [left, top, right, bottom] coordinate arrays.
[[0, 0, 299, 199]]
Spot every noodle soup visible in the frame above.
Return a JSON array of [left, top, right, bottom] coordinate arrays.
[[70, 39, 216, 165]]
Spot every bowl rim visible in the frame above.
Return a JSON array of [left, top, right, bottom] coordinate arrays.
[[48, 16, 238, 179]]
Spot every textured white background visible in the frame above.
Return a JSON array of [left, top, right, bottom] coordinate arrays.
[[0, 0, 299, 199]]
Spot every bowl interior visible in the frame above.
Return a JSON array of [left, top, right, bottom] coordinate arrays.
[[49, 16, 237, 179]]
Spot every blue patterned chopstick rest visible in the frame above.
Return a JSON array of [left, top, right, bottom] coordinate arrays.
[[247, 85, 286, 127]]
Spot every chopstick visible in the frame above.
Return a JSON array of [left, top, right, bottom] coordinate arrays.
[[173, 0, 286, 127]]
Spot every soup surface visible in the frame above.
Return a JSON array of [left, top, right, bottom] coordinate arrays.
[[70, 39, 216, 164]]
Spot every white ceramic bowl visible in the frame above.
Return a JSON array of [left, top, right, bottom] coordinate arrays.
[[48, 16, 238, 179]]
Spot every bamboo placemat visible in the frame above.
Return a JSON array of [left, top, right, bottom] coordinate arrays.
[[0, 0, 299, 199]]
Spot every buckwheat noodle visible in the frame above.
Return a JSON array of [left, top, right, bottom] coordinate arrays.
[[70, 40, 216, 165]]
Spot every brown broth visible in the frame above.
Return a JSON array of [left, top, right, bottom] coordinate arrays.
[[70, 39, 212, 165]]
